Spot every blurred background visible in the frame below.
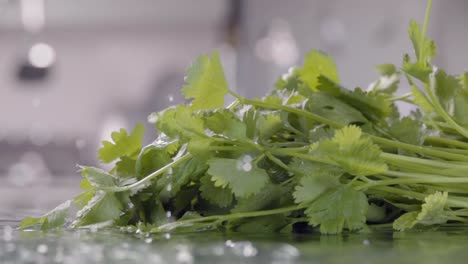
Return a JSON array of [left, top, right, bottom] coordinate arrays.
[[1, 0, 468, 216]]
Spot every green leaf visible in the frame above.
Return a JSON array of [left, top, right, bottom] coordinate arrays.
[[293, 169, 341, 204], [369, 64, 400, 94], [156, 157, 208, 198], [393, 211, 419, 231], [73, 192, 124, 227], [375, 64, 397, 76], [388, 117, 426, 145], [155, 105, 206, 140], [433, 69, 459, 113], [316, 125, 388, 176], [80, 166, 117, 187], [135, 145, 172, 179], [417, 191, 448, 225], [231, 215, 290, 233], [299, 50, 339, 90], [182, 51, 229, 110], [114, 156, 136, 178], [199, 174, 234, 208], [393, 192, 448, 231], [204, 110, 247, 141], [408, 19, 436, 66], [98, 123, 145, 163], [317, 76, 391, 121], [20, 200, 71, 231], [306, 93, 368, 126], [256, 112, 283, 140], [207, 157, 270, 198], [232, 183, 286, 213], [411, 85, 434, 112], [304, 186, 368, 234], [454, 88, 468, 125]]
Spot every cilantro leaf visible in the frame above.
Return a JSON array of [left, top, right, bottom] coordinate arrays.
[[182, 51, 229, 110], [411, 85, 434, 113], [293, 168, 341, 204], [304, 186, 368, 234], [299, 50, 339, 90], [114, 156, 136, 178], [417, 191, 448, 225], [408, 19, 436, 66], [155, 105, 206, 139], [433, 69, 459, 113], [316, 125, 388, 176], [204, 110, 247, 141], [98, 123, 145, 163], [368, 64, 400, 94], [80, 166, 117, 187], [207, 158, 269, 198], [317, 76, 391, 121], [393, 211, 419, 231], [388, 117, 426, 145], [232, 183, 287, 213], [20, 200, 71, 231], [393, 192, 448, 231], [135, 145, 172, 179], [306, 93, 368, 126], [73, 192, 124, 227], [256, 112, 283, 140], [199, 174, 234, 208]]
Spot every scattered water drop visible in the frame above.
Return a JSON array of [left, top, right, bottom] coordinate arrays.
[[37, 244, 48, 254], [363, 239, 371, 246], [168, 94, 174, 102], [164, 233, 171, 240], [3, 226, 13, 241], [241, 243, 258, 257], [272, 244, 300, 263], [225, 240, 235, 248], [237, 155, 253, 172], [145, 238, 153, 244], [175, 245, 193, 264], [242, 162, 252, 172], [166, 211, 172, 218], [166, 184, 172, 192]]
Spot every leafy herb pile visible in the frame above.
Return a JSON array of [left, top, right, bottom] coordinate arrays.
[[21, 0, 468, 234]]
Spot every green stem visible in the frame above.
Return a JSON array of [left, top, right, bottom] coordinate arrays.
[[240, 98, 343, 128], [156, 204, 307, 231], [99, 154, 192, 192], [425, 136, 468, 149], [370, 185, 468, 208], [360, 174, 468, 190], [265, 152, 292, 172], [388, 92, 412, 102], [371, 136, 468, 161], [239, 96, 467, 161], [381, 152, 468, 169], [425, 78, 468, 138], [421, 0, 433, 62]]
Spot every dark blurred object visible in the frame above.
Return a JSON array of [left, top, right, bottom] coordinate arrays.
[[16, 60, 52, 82]]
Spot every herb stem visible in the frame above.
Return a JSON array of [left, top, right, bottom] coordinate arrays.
[[156, 204, 307, 231], [99, 154, 192, 192]]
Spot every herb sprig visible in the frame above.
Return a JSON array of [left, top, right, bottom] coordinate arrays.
[[22, 0, 468, 234]]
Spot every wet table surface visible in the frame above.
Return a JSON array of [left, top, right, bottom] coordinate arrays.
[[2, 219, 468, 264], [2, 180, 468, 263]]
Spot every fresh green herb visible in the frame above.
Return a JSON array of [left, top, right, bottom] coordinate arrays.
[[22, 0, 468, 234]]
